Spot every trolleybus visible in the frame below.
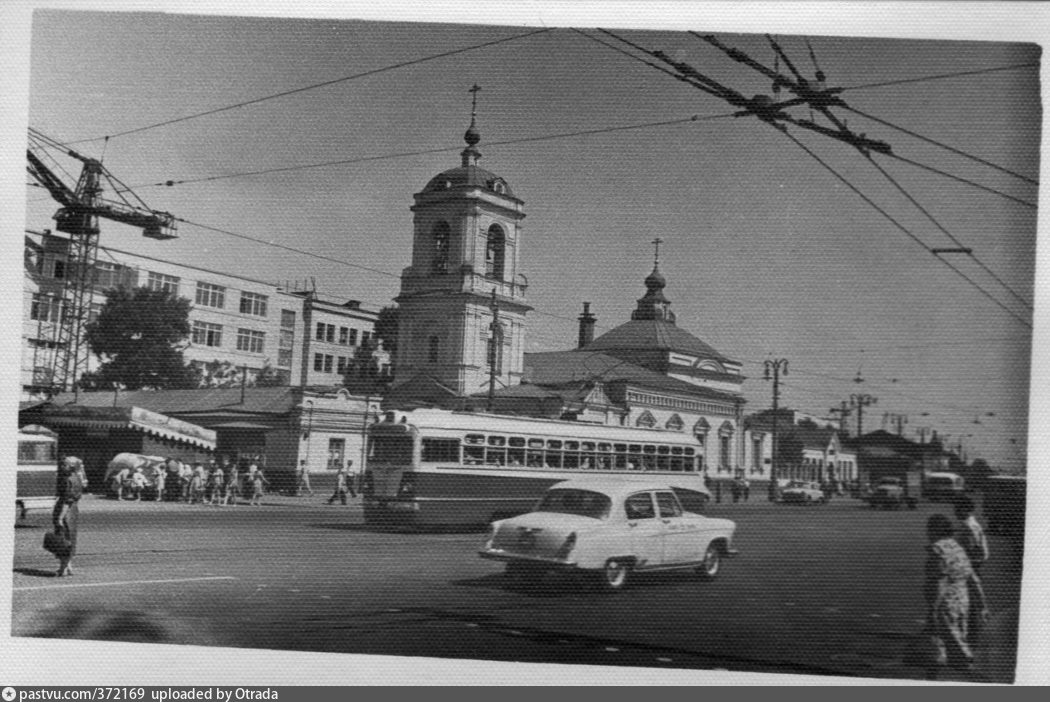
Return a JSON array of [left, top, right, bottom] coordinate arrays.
[[363, 408, 709, 527]]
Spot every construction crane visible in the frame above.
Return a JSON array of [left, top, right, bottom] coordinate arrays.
[[26, 131, 176, 395]]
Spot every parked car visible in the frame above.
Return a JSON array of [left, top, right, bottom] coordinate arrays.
[[868, 476, 918, 510], [923, 471, 966, 503], [779, 480, 826, 504], [479, 478, 738, 591]]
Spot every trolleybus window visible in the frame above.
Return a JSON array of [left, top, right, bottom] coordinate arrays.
[[421, 438, 460, 463], [370, 436, 414, 465], [18, 436, 57, 464]]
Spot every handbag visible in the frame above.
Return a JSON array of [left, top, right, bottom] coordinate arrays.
[[43, 530, 72, 559]]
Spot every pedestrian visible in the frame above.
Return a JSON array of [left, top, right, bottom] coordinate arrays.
[[954, 496, 990, 571], [51, 456, 85, 577], [327, 468, 348, 505], [296, 460, 314, 496], [153, 462, 166, 502], [249, 468, 268, 506], [224, 461, 241, 506], [714, 480, 722, 503], [208, 462, 225, 505], [112, 464, 130, 500], [180, 462, 194, 502], [190, 463, 206, 504], [129, 466, 148, 501], [345, 460, 357, 498], [922, 513, 989, 678], [741, 476, 750, 501]]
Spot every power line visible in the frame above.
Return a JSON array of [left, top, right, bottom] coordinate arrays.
[[861, 152, 1033, 311], [840, 62, 1039, 93], [879, 151, 1036, 209], [778, 127, 1032, 330], [844, 105, 1038, 185], [65, 28, 554, 145], [139, 112, 738, 189]]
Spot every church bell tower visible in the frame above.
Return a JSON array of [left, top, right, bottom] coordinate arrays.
[[394, 86, 531, 398]]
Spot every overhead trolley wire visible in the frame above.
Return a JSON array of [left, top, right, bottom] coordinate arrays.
[[840, 62, 1039, 93], [777, 128, 1032, 330], [880, 151, 1036, 209], [65, 27, 554, 145], [142, 112, 738, 188], [844, 105, 1038, 185], [861, 152, 1034, 311]]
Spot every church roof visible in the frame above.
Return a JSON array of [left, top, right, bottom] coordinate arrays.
[[525, 350, 740, 403], [422, 165, 515, 197], [584, 319, 730, 362]]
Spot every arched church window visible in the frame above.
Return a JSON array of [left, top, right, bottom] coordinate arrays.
[[432, 222, 450, 274], [428, 335, 439, 364], [485, 224, 505, 279], [636, 411, 656, 428]]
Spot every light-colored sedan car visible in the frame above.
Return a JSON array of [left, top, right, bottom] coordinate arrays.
[[479, 479, 738, 591], [779, 480, 827, 504]]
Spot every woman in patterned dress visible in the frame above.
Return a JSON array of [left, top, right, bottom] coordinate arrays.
[[923, 513, 989, 677], [53, 456, 85, 577]]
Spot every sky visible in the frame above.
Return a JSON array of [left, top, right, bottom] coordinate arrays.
[[4, 3, 1044, 473]]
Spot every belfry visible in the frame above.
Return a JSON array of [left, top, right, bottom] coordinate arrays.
[[391, 86, 531, 402]]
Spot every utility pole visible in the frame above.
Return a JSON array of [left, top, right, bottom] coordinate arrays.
[[764, 358, 788, 501], [486, 289, 502, 412], [850, 393, 877, 437], [882, 412, 908, 436], [829, 401, 852, 436]]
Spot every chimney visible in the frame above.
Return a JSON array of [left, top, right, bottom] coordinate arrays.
[[577, 302, 596, 349]]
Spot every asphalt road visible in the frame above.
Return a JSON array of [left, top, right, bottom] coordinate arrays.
[[10, 493, 1023, 682]]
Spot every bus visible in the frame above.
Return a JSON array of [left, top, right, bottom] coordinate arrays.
[[363, 408, 709, 527], [15, 427, 58, 520]]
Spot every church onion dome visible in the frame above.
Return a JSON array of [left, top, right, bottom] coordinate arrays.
[[583, 320, 730, 363], [423, 165, 514, 197]]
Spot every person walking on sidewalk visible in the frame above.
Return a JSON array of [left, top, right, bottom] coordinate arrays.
[[249, 468, 268, 506], [52, 456, 85, 577], [296, 460, 314, 497], [345, 460, 357, 498], [327, 467, 349, 505]]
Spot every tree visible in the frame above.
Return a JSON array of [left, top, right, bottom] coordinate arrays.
[[80, 286, 198, 390], [373, 305, 399, 360], [775, 431, 805, 475]]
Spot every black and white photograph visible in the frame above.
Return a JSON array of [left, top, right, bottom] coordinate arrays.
[[1, 1, 1046, 686]]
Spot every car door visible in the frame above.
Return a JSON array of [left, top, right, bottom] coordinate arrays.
[[655, 490, 699, 564], [624, 491, 666, 568]]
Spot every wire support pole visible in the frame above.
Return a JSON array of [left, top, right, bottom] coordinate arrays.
[[764, 358, 788, 501], [779, 129, 1033, 330]]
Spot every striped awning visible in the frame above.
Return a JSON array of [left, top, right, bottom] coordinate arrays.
[[29, 405, 216, 450]]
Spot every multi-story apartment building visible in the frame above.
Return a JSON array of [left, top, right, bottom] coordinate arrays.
[[22, 229, 380, 397]]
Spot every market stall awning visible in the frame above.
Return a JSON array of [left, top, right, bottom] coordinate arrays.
[[25, 404, 216, 450]]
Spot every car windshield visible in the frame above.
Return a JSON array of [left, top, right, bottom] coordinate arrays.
[[535, 489, 611, 520]]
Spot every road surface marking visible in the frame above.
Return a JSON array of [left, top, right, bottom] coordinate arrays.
[[13, 576, 237, 592]]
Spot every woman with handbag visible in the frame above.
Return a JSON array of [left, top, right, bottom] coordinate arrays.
[[51, 455, 85, 577]]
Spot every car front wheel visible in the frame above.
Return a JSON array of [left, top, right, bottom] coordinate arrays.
[[698, 544, 721, 579], [601, 559, 631, 591]]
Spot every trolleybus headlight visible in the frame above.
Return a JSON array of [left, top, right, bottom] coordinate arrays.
[[554, 532, 577, 561], [397, 473, 416, 498]]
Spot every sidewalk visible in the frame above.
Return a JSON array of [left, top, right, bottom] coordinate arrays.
[[70, 492, 365, 512]]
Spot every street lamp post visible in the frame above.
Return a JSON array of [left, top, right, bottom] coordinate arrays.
[[764, 358, 788, 501]]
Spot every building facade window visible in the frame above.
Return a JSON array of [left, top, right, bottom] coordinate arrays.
[[195, 282, 226, 309], [636, 411, 656, 428], [93, 261, 132, 290], [146, 271, 180, 295], [485, 224, 505, 279], [751, 435, 764, 473], [432, 221, 451, 274], [339, 327, 349, 345], [313, 353, 334, 373], [30, 294, 63, 322], [315, 322, 335, 342], [280, 309, 296, 328], [236, 328, 265, 353], [348, 328, 358, 346], [191, 321, 223, 347], [328, 438, 345, 470], [239, 291, 268, 317], [361, 331, 371, 347]]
